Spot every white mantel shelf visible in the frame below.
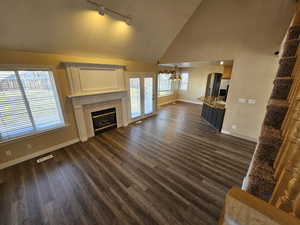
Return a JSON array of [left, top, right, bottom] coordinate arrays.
[[68, 89, 127, 98], [70, 89, 129, 142]]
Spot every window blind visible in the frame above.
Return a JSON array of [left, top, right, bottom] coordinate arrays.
[[0, 69, 65, 141], [158, 73, 172, 97]]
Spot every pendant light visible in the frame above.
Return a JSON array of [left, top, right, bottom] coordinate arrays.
[[169, 66, 182, 81]]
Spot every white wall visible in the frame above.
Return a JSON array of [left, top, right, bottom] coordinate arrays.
[[178, 64, 223, 103], [222, 52, 278, 141], [161, 0, 295, 140]]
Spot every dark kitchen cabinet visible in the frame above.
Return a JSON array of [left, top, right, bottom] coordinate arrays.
[[201, 103, 225, 131]]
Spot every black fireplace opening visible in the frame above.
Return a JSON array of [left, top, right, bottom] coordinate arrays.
[[92, 108, 117, 135]]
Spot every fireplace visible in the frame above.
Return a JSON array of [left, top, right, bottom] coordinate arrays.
[[64, 62, 129, 142], [92, 108, 117, 135]]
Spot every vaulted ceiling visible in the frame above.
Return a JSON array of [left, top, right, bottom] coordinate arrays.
[[0, 0, 202, 62], [161, 0, 296, 63]]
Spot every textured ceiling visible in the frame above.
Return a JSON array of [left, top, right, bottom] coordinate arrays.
[[0, 0, 202, 62]]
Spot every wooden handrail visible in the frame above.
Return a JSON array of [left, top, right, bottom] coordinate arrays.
[[220, 187, 300, 225]]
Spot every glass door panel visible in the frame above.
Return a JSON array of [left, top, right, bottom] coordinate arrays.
[[129, 78, 141, 118], [144, 77, 153, 114]]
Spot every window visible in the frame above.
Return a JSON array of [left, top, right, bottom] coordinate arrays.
[[180, 72, 189, 91], [0, 69, 65, 141], [158, 73, 172, 97]]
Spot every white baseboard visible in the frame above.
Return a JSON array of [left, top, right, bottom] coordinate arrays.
[[176, 99, 203, 105], [221, 129, 257, 142], [158, 100, 176, 106], [221, 130, 231, 135], [0, 138, 79, 170], [129, 111, 158, 124]]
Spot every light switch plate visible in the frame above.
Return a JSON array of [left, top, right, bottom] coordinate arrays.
[[248, 99, 256, 104], [238, 98, 247, 103]]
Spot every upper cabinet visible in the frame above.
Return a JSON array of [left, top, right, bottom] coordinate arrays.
[[223, 65, 232, 79]]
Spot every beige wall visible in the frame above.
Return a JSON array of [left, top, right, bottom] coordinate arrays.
[[0, 50, 157, 165], [178, 64, 223, 103], [161, 0, 295, 141], [161, 0, 294, 63], [222, 52, 278, 141]]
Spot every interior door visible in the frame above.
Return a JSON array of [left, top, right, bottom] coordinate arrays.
[[128, 74, 156, 121]]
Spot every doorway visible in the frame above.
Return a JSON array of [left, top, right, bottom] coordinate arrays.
[[127, 73, 157, 122]]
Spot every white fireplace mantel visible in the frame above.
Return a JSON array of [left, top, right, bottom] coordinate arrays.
[[64, 62, 129, 142], [70, 90, 128, 142]]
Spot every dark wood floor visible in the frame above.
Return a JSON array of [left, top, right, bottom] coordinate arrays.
[[0, 102, 256, 225]]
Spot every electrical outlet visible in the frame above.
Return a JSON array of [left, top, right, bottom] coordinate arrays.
[[5, 150, 12, 156], [232, 125, 237, 130]]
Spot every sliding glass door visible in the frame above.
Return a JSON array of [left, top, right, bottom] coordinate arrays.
[[144, 77, 153, 115], [129, 77, 142, 118], [128, 74, 156, 121]]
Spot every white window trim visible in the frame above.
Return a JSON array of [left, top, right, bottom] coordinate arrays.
[[158, 90, 173, 97], [0, 123, 69, 145], [0, 65, 67, 143], [179, 72, 189, 91]]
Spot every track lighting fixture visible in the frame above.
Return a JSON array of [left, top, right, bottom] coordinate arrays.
[[124, 17, 132, 25], [98, 6, 105, 16], [87, 0, 133, 25]]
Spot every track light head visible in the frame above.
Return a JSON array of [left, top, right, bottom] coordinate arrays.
[[98, 6, 105, 16], [124, 17, 132, 26], [87, 0, 133, 25]]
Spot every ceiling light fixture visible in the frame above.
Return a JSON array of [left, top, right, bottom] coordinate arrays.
[[87, 0, 133, 25], [169, 66, 182, 81], [220, 61, 224, 65], [98, 6, 105, 16], [124, 17, 132, 25]]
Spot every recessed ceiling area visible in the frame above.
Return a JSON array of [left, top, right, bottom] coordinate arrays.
[[0, 0, 202, 62]]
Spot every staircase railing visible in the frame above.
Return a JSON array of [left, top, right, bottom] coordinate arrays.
[[219, 188, 300, 225]]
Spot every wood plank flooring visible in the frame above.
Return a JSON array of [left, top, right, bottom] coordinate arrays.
[[0, 102, 256, 225]]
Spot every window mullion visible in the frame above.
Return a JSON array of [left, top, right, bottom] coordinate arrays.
[[48, 72, 64, 123], [15, 71, 37, 130]]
